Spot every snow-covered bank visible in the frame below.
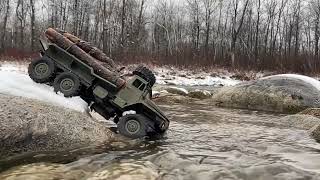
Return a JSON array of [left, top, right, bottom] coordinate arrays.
[[0, 71, 88, 112], [0, 61, 28, 74], [153, 66, 242, 86], [1, 61, 243, 87]]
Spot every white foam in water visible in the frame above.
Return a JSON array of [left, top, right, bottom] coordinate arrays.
[[0, 71, 88, 112]]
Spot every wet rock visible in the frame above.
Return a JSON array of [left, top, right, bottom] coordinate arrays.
[[277, 115, 320, 130], [230, 73, 251, 81], [153, 94, 196, 104], [0, 163, 86, 180], [0, 94, 114, 158], [87, 162, 158, 180], [276, 114, 320, 142], [299, 108, 320, 118], [178, 74, 187, 78], [195, 76, 205, 80], [188, 90, 212, 99], [211, 74, 320, 113], [165, 87, 189, 96], [310, 124, 320, 143], [146, 151, 319, 180], [164, 81, 176, 85], [210, 72, 219, 77], [233, 163, 318, 180]]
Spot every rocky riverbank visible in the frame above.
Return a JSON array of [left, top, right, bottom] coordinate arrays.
[[0, 94, 115, 158]]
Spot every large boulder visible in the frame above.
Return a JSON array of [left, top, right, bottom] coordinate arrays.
[[211, 74, 320, 113], [0, 94, 115, 158], [188, 89, 212, 99]]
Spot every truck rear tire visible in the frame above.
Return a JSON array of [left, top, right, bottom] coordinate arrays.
[[53, 72, 81, 97], [117, 114, 148, 138], [133, 66, 156, 87], [28, 57, 56, 83]]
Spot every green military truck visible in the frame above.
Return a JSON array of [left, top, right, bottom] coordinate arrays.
[[28, 38, 169, 138]]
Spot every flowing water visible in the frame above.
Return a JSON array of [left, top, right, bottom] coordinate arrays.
[[1, 100, 320, 179]]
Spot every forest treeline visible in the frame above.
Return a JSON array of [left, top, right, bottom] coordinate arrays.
[[1, 0, 320, 73]]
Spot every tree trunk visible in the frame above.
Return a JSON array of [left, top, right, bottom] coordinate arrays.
[[30, 0, 36, 50], [60, 31, 117, 69], [1, 0, 9, 52], [254, 0, 261, 63], [315, 15, 319, 58]]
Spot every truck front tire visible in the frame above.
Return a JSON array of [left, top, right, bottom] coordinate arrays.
[[117, 114, 149, 138], [53, 72, 81, 97], [28, 57, 56, 83]]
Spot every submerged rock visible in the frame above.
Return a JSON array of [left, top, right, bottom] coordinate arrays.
[[0, 94, 114, 158], [165, 87, 189, 96], [299, 108, 320, 118], [188, 90, 212, 99], [211, 74, 320, 113], [146, 151, 320, 180], [278, 115, 320, 130], [0, 163, 86, 180], [0, 161, 158, 180], [153, 94, 196, 104], [87, 162, 158, 180]]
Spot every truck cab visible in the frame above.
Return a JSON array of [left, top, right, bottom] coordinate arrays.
[[28, 37, 169, 139]]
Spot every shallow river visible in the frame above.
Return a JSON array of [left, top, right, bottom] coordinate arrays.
[[1, 101, 320, 179]]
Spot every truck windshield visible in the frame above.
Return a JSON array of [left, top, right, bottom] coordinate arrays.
[[132, 79, 146, 91]]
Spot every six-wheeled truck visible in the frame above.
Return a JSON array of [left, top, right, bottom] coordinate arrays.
[[28, 37, 169, 138]]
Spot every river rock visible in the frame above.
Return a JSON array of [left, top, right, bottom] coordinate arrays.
[[153, 94, 196, 104], [165, 87, 189, 96], [277, 115, 320, 130], [0, 94, 114, 158], [146, 151, 319, 180], [299, 108, 320, 118], [87, 162, 158, 180], [211, 74, 320, 113], [188, 90, 212, 99], [0, 163, 86, 180]]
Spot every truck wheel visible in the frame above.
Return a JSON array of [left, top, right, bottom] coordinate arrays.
[[28, 57, 55, 83], [53, 72, 81, 97], [133, 66, 156, 87], [117, 114, 148, 138]]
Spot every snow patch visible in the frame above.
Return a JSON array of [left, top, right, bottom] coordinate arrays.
[[0, 71, 88, 112], [154, 66, 241, 87], [0, 62, 27, 74]]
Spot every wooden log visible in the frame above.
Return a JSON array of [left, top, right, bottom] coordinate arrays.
[[45, 28, 125, 88], [55, 29, 116, 70]]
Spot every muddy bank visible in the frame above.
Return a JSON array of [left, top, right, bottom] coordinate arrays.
[[0, 94, 115, 158]]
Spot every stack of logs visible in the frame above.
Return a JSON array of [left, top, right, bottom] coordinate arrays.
[[44, 28, 125, 88]]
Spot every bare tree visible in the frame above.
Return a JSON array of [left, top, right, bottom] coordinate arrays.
[[30, 0, 36, 50], [0, 0, 9, 51], [230, 0, 250, 67]]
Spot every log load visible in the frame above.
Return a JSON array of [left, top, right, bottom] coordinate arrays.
[[45, 28, 125, 88], [57, 30, 117, 70]]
